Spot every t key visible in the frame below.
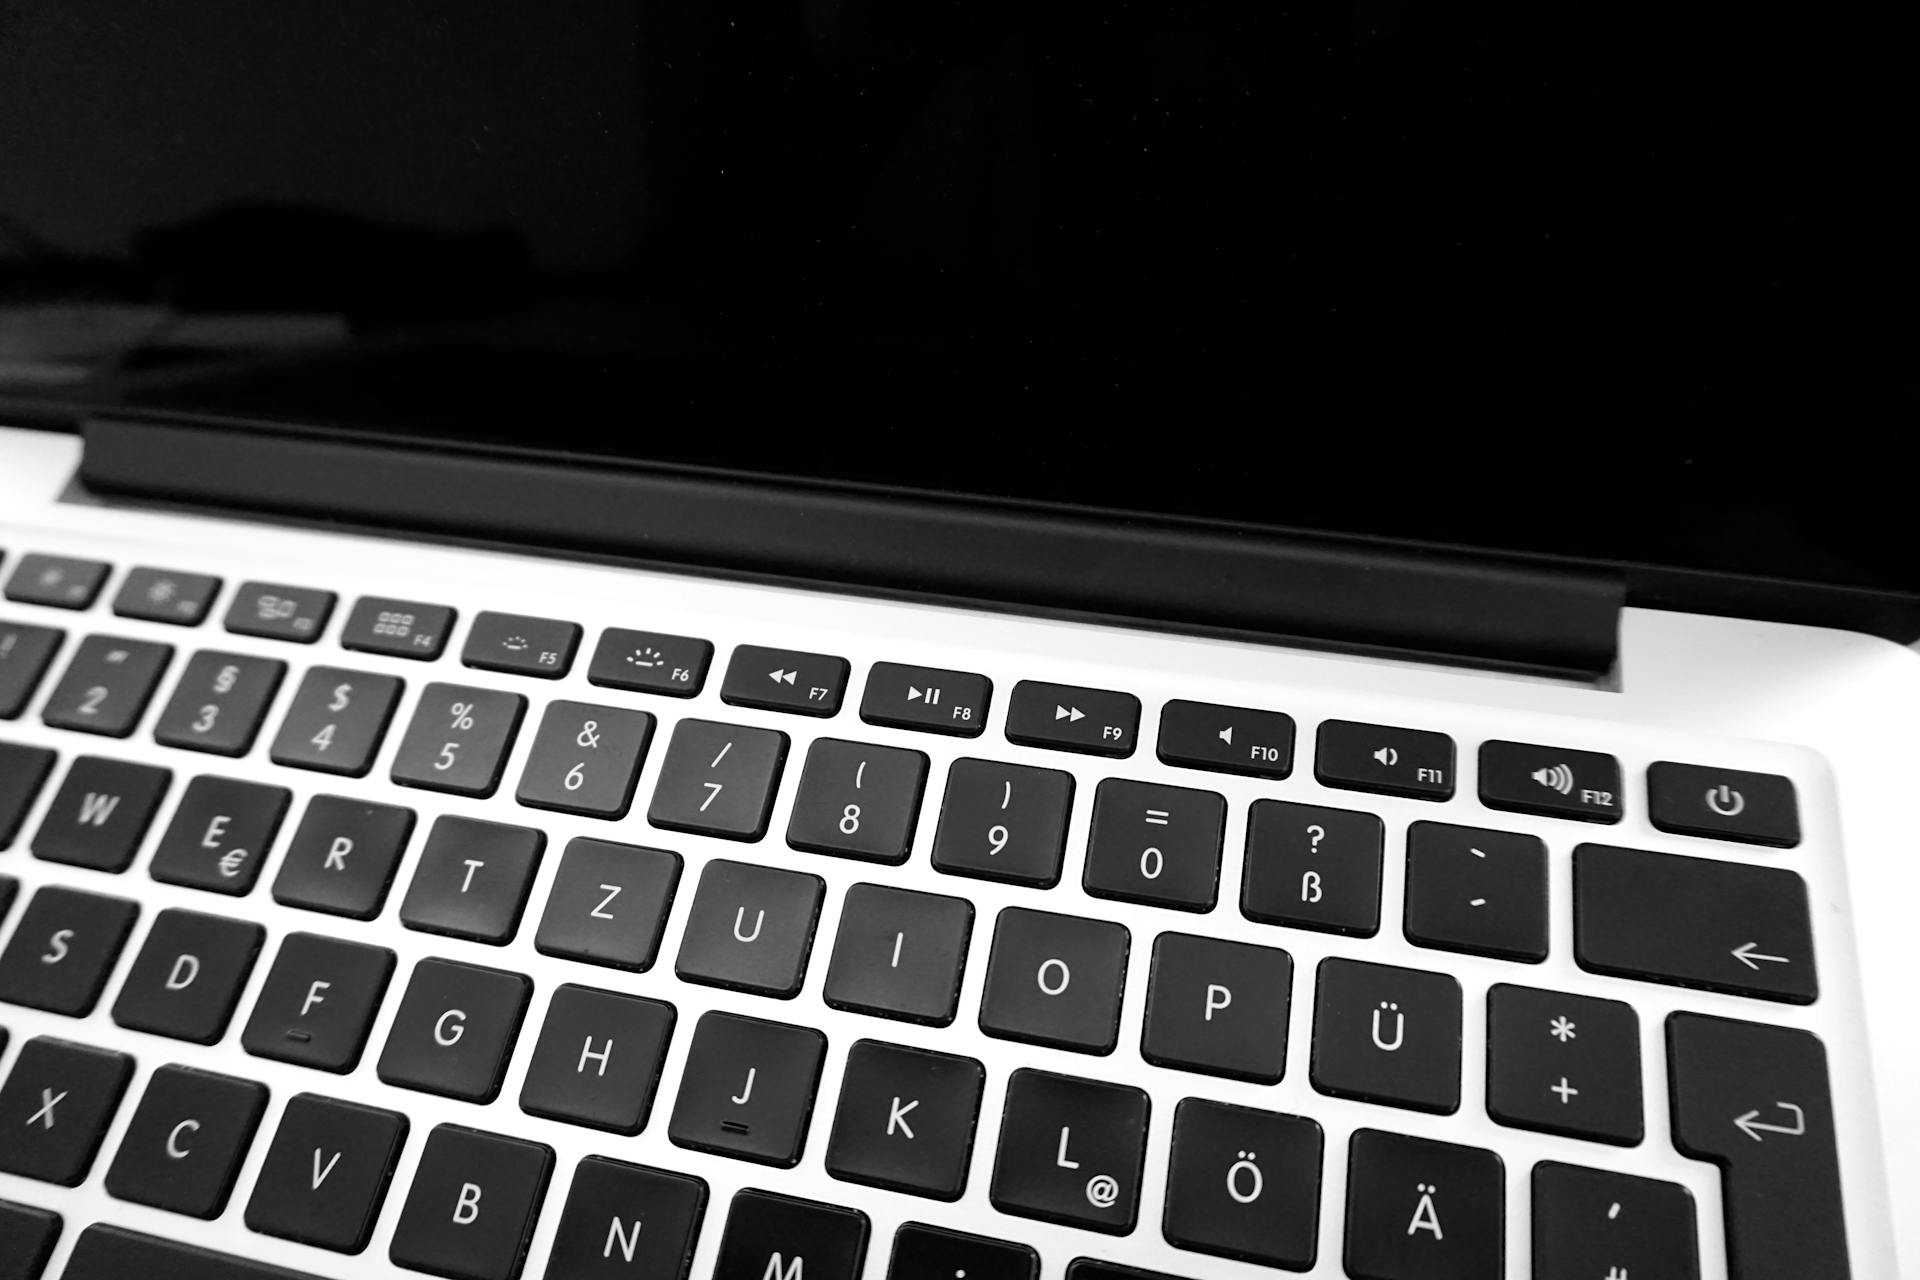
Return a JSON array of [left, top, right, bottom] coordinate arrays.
[[1082, 778, 1226, 911], [399, 816, 547, 945], [390, 683, 527, 798], [648, 719, 788, 841]]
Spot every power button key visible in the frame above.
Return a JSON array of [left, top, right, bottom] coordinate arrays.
[[1647, 762, 1799, 848]]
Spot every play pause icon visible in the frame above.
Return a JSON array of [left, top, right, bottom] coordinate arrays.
[[907, 686, 942, 705]]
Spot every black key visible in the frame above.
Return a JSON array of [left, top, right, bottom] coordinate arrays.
[[105, 1064, 268, 1218], [30, 754, 170, 871], [722, 643, 851, 716], [0, 876, 12, 928], [1240, 799, 1384, 936], [822, 883, 973, 1026], [787, 737, 929, 863], [64, 1225, 330, 1280], [151, 650, 286, 756], [713, 1189, 868, 1280], [1487, 984, 1642, 1145], [269, 665, 404, 776], [377, 957, 533, 1103], [860, 661, 992, 737], [826, 1040, 984, 1200], [225, 581, 336, 642], [397, 821, 545, 940], [4, 553, 108, 609], [647, 718, 788, 840], [1064, 1264, 1188, 1280], [544, 1156, 708, 1280], [1311, 957, 1462, 1114], [930, 758, 1073, 887], [1574, 843, 1817, 1002], [515, 699, 654, 818], [674, 858, 824, 998], [388, 1123, 554, 1280], [534, 837, 682, 971], [0, 621, 63, 718], [1083, 778, 1225, 911], [588, 625, 714, 697], [1403, 821, 1548, 962], [668, 1010, 827, 1167], [390, 682, 528, 797], [148, 774, 292, 895], [0, 886, 138, 1015], [340, 595, 455, 660], [111, 566, 221, 626], [1479, 740, 1623, 823], [1532, 1162, 1699, 1280], [990, 1068, 1149, 1234], [0, 1036, 133, 1185], [462, 609, 581, 678], [519, 983, 675, 1135], [1343, 1129, 1504, 1280], [1314, 719, 1455, 800], [1163, 1098, 1323, 1270], [244, 1093, 408, 1254], [270, 794, 417, 919], [40, 634, 171, 736], [241, 931, 395, 1072], [0, 1198, 60, 1280], [1141, 932, 1292, 1083], [1004, 679, 1139, 757], [111, 907, 264, 1044], [0, 741, 55, 848], [979, 906, 1129, 1054], [1648, 760, 1801, 848], [889, 1224, 1037, 1280], [1156, 699, 1295, 778]]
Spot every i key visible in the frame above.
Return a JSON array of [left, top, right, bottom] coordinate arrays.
[[111, 908, 265, 1044], [648, 719, 788, 840], [929, 758, 1074, 887], [31, 755, 171, 872], [0, 885, 139, 1016], [388, 1123, 554, 1280], [668, 1010, 827, 1168], [1344, 1129, 1504, 1280], [989, 1068, 1149, 1235], [1082, 778, 1226, 911], [269, 666, 404, 776], [152, 650, 286, 756], [245, 1093, 409, 1254], [390, 682, 528, 798], [40, 634, 172, 737], [825, 1040, 985, 1200], [148, 775, 292, 895], [822, 883, 974, 1026], [713, 1189, 869, 1280], [398, 815, 546, 944], [378, 957, 533, 1103], [105, 1064, 268, 1219], [543, 1156, 708, 1280], [241, 932, 395, 1073], [516, 700, 654, 819], [787, 738, 929, 864], [0, 1036, 135, 1185], [519, 984, 676, 1135]]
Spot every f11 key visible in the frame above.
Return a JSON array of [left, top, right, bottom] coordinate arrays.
[[1315, 719, 1454, 800]]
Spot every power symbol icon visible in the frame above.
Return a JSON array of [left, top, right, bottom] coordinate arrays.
[[1705, 784, 1746, 818]]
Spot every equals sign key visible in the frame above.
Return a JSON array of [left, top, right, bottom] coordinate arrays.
[[861, 662, 992, 739]]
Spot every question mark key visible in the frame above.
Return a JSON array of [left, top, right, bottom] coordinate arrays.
[[1241, 799, 1386, 936]]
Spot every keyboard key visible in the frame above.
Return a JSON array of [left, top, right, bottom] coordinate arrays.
[[339, 595, 455, 660], [1343, 1129, 1503, 1280], [397, 815, 546, 943], [1311, 957, 1461, 1114], [1314, 719, 1455, 800], [1141, 933, 1292, 1083], [713, 1189, 868, 1280], [462, 609, 581, 678], [40, 634, 171, 736], [224, 581, 335, 643], [390, 682, 528, 797], [860, 661, 992, 737], [1156, 698, 1295, 778], [1403, 821, 1548, 962], [647, 718, 788, 840], [990, 1068, 1149, 1235], [0, 875, 12, 929], [111, 567, 221, 626], [826, 1040, 984, 1200], [152, 650, 286, 756], [245, 1093, 408, 1254], [979, 907, 1129, 1054], [588, 625, 714, 697], [1163, 1099, 1322, 1270], [105, 1064, 267, 1218], [30, 754, 170, 871], [675, 858, 824, 998], [822, 883, 973, 1026], [1574, 844, 1817, 1002], [0, 621, 63, 718], [64, 1225, 329, 1280], [1532, 1162, 1699, 1280], [269, 666, 403, 776], [0, 1198, 61, 1280], [4, 553, 108, 609], [110, 907, 264, 1044], [722, 643, 851, 716], [271, 794, 417, 919], [515, 699, 654, 818], [0, 1037, 133, 1185], [888, 1224, 1037, 1280], [1083, 778, 1225, 911], [378, 957, 533, 1103], [519, 984, 675, 1134], [668, 1010, 827, 1167], [388, 1123, 554, 1280], [0, 741, 55, 848], [148, 774, 292, 895], [1487, 984, 1642, 1145], [544, 1156, 708, 1280], [0, 886, 138, 1015], [1241, 799, 1384, 936], [1004, 679, 1139, 757], [929, 758, 1073, 887], [787, 737, 929, 863], [1479, 740, 1623, 823], [1064, 1264, 1185, 1280], [533, 837, 680, 971], [1648, 760, 1801, 848], [241, 931, 395, 1072]]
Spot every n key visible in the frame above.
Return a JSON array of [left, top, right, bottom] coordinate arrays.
[[0, 1036, 134, 1185], [543, 1156, 708, 1280]]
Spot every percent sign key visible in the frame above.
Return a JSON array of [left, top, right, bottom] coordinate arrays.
[[393, 683, 528, 797]]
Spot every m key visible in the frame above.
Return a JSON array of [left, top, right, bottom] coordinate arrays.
[[712, 1189, 869, 1280], [825, 1040, 985, 1201]]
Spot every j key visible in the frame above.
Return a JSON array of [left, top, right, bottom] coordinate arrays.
[[722, 643, 850, 716], [0, 1036, 133, 1185], [1532, 1162, 1699, 1280], [1574, 844, 1817, 1002], [929, 758, 1074, 887], [1403, 821, 1548, 962], [713, 1190, 869, 1280], [544, 1157, 708, 1280], [388, 1124, 554, 1280], [64, 1226, 331, 1280], [225, 581, 335, 643], [148, 774, 292, 895], [269, 666, 403, 776], [1240, 799, 1384, 936], [991, 1068, 1149, 1234], [979, 907, 1129, 1054], [245, 1093, 409, 1254], [1156, 699, 1296, 779], [520, 984, 676, 1135], [40, 634, 171, 736], [860, 661, 992, 737], [378, 957, 533, 1103], [1668, 1012, 1848, 1280], [826, 1040, 985, 1200], [0, 886, 139, 1015], [1487, 984, 1642, 1145], [1344, 1129, 1503, 1280], [515, 699, 654, 819], [1141, 933, 1292, 1083], [0, 1199, 61, 1280], [1163, 1099, 1323, 1270], [1315, 719, 1455, 800], [241, 931, 395, 1072], [648, 718, 788, 840], [271, 795, 417, 919], [534, 837, 682, 971], [112, 566, 222, 626], [4, 553, 108, 609], [1311, 957, 1462, 1114], [675, 858, 824, 998], [399, 815, 546, 944], [462, 609, 581, 678], [1004, 679, 1139, 757], [390, 682, 528, 797], [152, 650, 286, 756], [0, 741, 55, 848], [787, 737, 929, 863], [1083, 778, 1225, 911], [823, 883, 973, 1026], [105, 1064, 267, 1218], [1649, 760, 1801, 848], [0, 621, 63, 717], [111, 908, 264, 1044], [669, 1011, 827, 1167], [1479, 740, 1623, 823], [31, 755, 170, 871], [588, 625, 714, 697], [339, 595, 455, 660], [889, 1224, 1038, 1280]]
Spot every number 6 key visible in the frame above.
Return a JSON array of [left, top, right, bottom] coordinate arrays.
[[515, 701, 655, 819]]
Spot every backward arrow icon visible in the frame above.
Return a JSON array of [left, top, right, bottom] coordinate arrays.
[[1734, 1101, 1806, 1142], [1731, 942, 1791, 970]]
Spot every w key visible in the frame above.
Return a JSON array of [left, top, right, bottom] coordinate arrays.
[[1083, 779, 1225, 911]]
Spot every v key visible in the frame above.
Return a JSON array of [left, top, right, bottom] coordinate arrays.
[[245, 1094, 408, 1254]]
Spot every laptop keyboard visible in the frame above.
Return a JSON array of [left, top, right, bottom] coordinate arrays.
[[0, 548, 1859, 1279]]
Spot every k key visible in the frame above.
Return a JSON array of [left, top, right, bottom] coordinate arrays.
[[825, 1040, 985, 1200]]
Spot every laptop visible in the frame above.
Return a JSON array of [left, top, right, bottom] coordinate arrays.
[[0, 5, 1913, 1278]]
